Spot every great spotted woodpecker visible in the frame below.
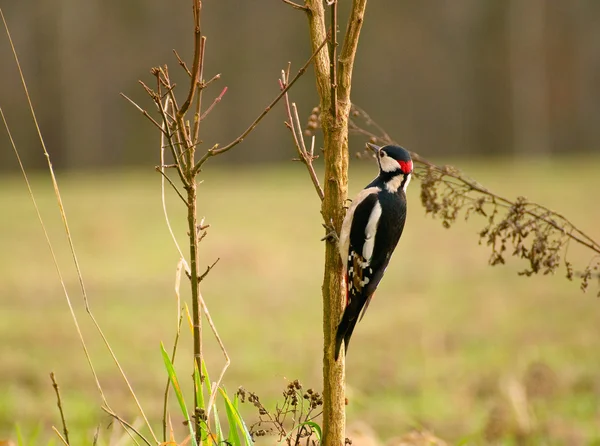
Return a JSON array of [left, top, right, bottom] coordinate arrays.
[[335, 143, 413, 360]]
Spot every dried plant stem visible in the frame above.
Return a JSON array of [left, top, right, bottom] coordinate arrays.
[[101, 407, 152, 446], [162, 259, 185, 442], [50, 372, 70, 445], [281, 70, 324, 201], [51, 427, 70, 446]]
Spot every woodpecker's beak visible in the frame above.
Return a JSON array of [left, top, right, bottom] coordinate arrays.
[[366, 142, 381, 154]]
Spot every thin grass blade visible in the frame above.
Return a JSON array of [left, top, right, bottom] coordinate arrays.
[[219, 388, 252, 446], [160, 343, 197, 446]]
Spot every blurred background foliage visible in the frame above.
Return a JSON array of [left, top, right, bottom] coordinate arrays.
[[1, 0, 600, 172]]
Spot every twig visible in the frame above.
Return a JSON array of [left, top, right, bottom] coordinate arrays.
[[280, 70, 324, 201], [177, 7, 203, 121], [198, 258, 220, 283], [50, 372, 70, 445], [281, 0, 309, 12], [159, 98, 191, 271], [193, 33, 330, 173], [155, 167, 188, 205], [120, 93, 167, 136], [51, 427, 70, 446], [199, 87, 228, 121], [174, 49, 193, 77], [101, 407, 153, 446], [192, 36, 207, 144]]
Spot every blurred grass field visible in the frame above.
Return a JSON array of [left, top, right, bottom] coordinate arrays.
[[1, 158, 599, 444]]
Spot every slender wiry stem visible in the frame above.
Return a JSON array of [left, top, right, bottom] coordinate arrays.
[[192, 36, 207, 143], [199, 87, 228, 122], [281, 71, 325, 201], [101, 407, 153, 446], [281, 0, 309, 12], [50, 372, 70, 445]]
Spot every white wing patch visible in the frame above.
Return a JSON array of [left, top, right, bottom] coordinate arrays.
[[363, 201, 382, 260], [339, 186, 380, 271]]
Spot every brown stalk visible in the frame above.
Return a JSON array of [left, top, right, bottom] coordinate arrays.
[[301, 1, 368, 444], [50, 372, 70, 445]]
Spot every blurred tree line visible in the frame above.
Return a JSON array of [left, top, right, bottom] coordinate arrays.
[[1, 0, 599, 171]]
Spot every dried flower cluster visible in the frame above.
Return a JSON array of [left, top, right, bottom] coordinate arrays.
[[238, 380, 323, 445]]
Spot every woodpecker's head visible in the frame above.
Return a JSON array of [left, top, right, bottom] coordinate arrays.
[[367, 143, 413, 193]]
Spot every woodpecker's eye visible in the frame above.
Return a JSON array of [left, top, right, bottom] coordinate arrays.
[[380, 151, 386, 158]]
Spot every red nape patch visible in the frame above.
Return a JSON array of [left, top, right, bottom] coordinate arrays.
[[398, 160, 413, 174]]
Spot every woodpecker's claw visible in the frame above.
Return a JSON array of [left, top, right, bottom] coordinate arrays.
[[321, 219, 339, 244]]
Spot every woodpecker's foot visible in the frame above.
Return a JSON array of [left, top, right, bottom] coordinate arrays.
[[321, 219, 339, 244]]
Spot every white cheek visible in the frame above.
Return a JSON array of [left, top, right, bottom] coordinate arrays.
[[380, 156, 400, 172]]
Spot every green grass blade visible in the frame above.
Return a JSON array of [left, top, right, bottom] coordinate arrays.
[[194, 363, 206, 416], [219, 389, 241, 446], [299, 421, 321, 441], [219, 388, 253, 446], [213, 403, 224, 444], [283, 420, 322, 443], [15, 425, 24, 446], [160, 342, 198, 446]]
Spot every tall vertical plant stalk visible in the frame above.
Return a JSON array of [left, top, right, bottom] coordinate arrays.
[[301, 1, 368, 444]]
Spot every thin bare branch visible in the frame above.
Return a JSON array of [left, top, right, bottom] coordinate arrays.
[[192, 35, 207, 143], [50, 372, 70, 445], [281, 0, 309, 12], [198, 258, 220, 283], [155, 166, 188, 205], [337, 0, 367, 104], [101, 407, 153, 446], [199, 86, 228, 121], [177, 4, 202, 120], [51, 427, 70, 446], [174, 49, 193, 77], [120, 93, 167, 136]]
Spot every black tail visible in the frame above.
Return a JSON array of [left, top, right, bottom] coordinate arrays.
[[334, 309, 359, 361]]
